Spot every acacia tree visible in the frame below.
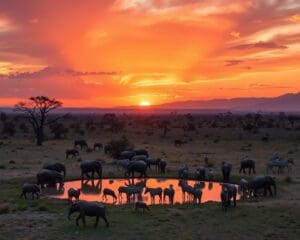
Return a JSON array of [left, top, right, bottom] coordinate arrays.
[[15, 96, 62, 146]]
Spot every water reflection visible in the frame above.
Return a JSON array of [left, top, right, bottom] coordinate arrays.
[[48, 178, 240, 205]]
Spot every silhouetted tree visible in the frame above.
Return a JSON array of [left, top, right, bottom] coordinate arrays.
[[15, 96, 62, 145]]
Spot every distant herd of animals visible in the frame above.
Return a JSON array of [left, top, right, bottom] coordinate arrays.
[[19, 139, 295, 227]]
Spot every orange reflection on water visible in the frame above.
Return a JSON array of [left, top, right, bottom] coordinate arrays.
[[47, 178, 240, 205]]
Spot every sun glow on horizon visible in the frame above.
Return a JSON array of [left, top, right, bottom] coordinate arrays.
[[139, 100, 151, 107]]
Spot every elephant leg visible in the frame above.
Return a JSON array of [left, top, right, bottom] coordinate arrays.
[[95, 216, 99, 227], [102, 216, 109, 227], [76, 215, 81, 226]]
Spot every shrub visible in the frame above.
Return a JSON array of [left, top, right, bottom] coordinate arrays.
[[2, 121, 16, 136], [108, 137, 132, 159]]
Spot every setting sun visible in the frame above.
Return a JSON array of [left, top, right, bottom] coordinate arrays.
[[139, 101, 151, 107]]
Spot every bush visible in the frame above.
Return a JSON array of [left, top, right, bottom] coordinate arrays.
[[0, 203, 10, 214], [2, 121, 16, 136], [108, 137, 132, 159]]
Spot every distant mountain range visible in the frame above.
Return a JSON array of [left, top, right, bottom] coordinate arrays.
[[152, 93, 300, 112]]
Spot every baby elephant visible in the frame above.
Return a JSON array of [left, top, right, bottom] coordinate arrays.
[[20, 183, 40, 200], [68, 201, 109, 227], [135, 201, 150, 213], [68, 188, 81, 202]]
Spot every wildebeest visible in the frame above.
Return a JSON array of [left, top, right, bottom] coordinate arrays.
[[145, 187, 163, 204], [178, 165, 189, 179], [207, 169, 214, 181], [221, 162, 232, 182], [163, 185, 175, 205], [118, 184, 145, 203], [66, 149, 79, 159], [104, 144, 113, 155], [74, 140, 88, 150], [20, 183, 40, 199], [42, 162, 66, 177], [239, 179, 250, 199], [135, 201, 150, 213], [193, 185, 203, 204], [159, 160, 167, 173], [68, 201, 109, 227], [37, 169, 64, 189], [195, 167, 206, 181], [239, 158, 256, 174], [147, 158, 161, 172], [68, 188, 81, 202], [102, 188, 117, 202], [93, 143, 103, 150], [178, 180, 194, 202], [80, 160, 102, 182]]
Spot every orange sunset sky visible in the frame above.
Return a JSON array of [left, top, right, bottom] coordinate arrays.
[[0, 0, 300, 107]]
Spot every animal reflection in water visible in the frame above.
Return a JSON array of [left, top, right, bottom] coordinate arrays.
[[48, 178, 240, 205]]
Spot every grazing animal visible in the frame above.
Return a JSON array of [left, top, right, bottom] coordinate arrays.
[[249, 176, 276, 197], [68, 188, 81, 202], [207, 169, 214, 181], [93, 143, 103, 150], [68, 201, 109, 227], [104, 144, 113, 155], [174, 139, 185, 147], [135, 201, 150, 213], [81, 180, 102, 195], [102, 188, 117, 202], [193, 185, 203, 204], [178, 180, 194, 202], [134, 149, 149, 157], [74, 140, 88, 150], [120, 150, 136, 160], [221, 162, 232, 182], [163, 185, 175, 205], [159, 160, 167, 173], [20, 183, 40, 199], [195, 167, 206, 181], [147, 158, 161, 172], [240, 158, 256, 174], [220, 183, 237, 211], [266, 157, 294, 174], [239, 179, 250, 199], [42, 162, 66, 178], [80, 160, 102, 182], [145, 187, 163, 204], [37, 169, 64, 189], [178, 165, 189, 179], [132, 155, 148, 162], [116, 159, 130, 171], [66, 149, 79, 159], [125, 161, 148, 178], [118, 184, 145, 203]]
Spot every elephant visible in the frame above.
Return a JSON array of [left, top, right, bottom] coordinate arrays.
[[80, 160, 102, 182], [220, 183, 237, 211], [134, 149, 149, 157], [116, 159, 130, 171], [132, 155, 148, 162], [195, 167, 206, 181], [36, 169, 64, 189], [221, 162, 232, 182], [119, 150, 136, 160], [42, 162, 66, 178], [68, 188, 81, 202], [125, 160, 148, 178], [249, 176, 276, 197], [20, 183, 40, 199], [74, 140, 88, 150], [68, 201, 109, 227], [66, 149, 79, 159], [240, 158, 256, 174]]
